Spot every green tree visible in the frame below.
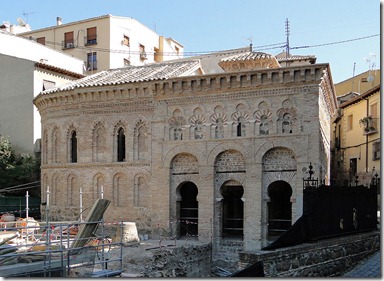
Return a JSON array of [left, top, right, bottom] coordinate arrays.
[[0, 136, 41, 196]]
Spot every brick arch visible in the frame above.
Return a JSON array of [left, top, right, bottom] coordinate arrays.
[[66, 123, 78, 139], [92, 172, 105, 201], [192, 105, 206, 116], [162, 144, 205, 168], [254, 139, 305, 164], [112, 120, 127, 136], [207, 142, 252, 166], [112, 173, 127, 207]]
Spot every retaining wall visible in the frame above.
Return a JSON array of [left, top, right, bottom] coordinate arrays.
[[237, 231, 380, 277]]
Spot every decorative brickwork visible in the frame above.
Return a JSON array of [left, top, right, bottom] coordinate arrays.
[[34, 63, 337, 257]]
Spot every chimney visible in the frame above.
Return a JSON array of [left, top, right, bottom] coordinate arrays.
[[57, 17, 62, 26]]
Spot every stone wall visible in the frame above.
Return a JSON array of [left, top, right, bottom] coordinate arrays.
[[237, 231, 380, 277], [137, 243, 212, 277]]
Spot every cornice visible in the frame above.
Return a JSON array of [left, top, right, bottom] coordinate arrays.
[[34, 64, 330, 112]]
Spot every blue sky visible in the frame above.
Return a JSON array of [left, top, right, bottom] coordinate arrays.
[[1, 0, 380, 83]]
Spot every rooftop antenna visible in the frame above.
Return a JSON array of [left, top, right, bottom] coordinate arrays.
[[242, 36, 253, 51], [364, 53, 376, 82], [285, 18, 290, 59], [22, 11, 37, 23], [351, 62, 356, 92]]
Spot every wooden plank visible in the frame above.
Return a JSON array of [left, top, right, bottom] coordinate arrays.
[[91, 269, 122, 277], [70, 199, 110, 249]]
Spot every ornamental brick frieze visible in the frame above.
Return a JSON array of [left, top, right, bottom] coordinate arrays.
[[153, 65, 327, 97], [154, 86, 317, 108], [41, 162, 151, 170], [34, 85, 155, 110]]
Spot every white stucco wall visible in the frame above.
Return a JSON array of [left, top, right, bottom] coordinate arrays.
[[0, 30, 84, 75], [0, 54, 35, 153], [0, 31, 84, 153], [109, 17, 160, 68]]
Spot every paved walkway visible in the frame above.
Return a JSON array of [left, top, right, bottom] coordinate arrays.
[[342, 251, 381, 278]]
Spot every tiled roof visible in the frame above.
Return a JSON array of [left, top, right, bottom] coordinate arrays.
[[220, 51, 274, 62], [41, 60, 201, 94]]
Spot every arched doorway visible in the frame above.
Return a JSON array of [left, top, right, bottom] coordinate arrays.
[[221, 182, 244, 238], [267, 180, 292, 240], [178, 182, 198, 237]]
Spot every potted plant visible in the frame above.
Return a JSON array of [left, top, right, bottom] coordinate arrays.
[[359, 116, 375, 133]]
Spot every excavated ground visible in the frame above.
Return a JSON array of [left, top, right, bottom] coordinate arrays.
[[98, 238, 214, 277]]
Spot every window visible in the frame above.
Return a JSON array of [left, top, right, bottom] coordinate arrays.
[[86, 27, 97, 45], [236, 117, 246, 137], [349, 158, 357, 180], [117, 128, 126, 162], [43, 80, 55, 91], [370, 103, 378, 129], [282, 113, 292, 133], [139, 44, 147, 60], [215, 118, 224, 139], [70, 131, 77, 163], [373, 141, 380, 160], [87, 52, 97, 71], [123, 35, 130, 47], [63, 31, 74, 49], [259, 115, 269, 135], [347, 114, 353, 131], [175, 46, 179, 55], [36, 37, 45, 45]]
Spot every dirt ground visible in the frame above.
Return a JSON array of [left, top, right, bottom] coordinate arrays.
[[98, 238, 209, 277]]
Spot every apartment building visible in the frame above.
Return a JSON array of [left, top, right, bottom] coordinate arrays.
[[19, 14, 184, 74], [331, 84, 380, 185], [334, 69, 380, 96], [0, 30, 84, 154]]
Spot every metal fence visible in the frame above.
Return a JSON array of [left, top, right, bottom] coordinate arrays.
[[263, 164, 379, 250]]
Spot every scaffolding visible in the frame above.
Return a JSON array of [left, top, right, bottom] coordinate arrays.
[[0, 197, 123, 278]]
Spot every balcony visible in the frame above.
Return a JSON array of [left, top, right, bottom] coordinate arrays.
[[84, 35, 97, 46], [62, 41, 75, 49], [359, 116, 378, 135]]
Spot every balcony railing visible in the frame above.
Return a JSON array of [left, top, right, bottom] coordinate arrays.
[[84, 35, 97, 46], [62, 41, 75, 49], [359, 116, 378, 135]]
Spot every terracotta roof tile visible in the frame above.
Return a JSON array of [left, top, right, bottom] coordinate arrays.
[[41, 60, 201, 94]]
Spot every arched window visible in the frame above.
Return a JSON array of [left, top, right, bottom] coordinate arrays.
[[236, 117, 246, 137], [117, 128, 126, 162], [194, 121, 203, 139], [282, 113, 292, 134], [215, 118, 224, 139], [174, 128, 183, 140], [259, 115, 269, 135], [70, 131, 77, 163]]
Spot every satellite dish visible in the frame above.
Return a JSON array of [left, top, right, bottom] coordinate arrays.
[[367, 75, 374, 82], [17, 17, 26, 26]]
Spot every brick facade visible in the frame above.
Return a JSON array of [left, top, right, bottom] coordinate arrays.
[[34, 62, 337, 254]]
